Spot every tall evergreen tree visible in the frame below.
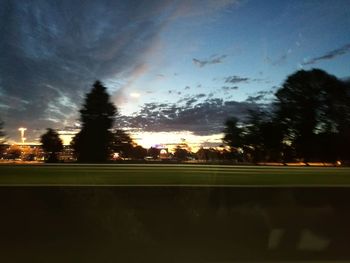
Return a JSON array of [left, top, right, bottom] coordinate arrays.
[[72, 81, 116, 162], [40, 128, 63, 162]]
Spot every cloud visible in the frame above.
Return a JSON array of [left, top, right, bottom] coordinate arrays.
[[302, 43, 350, 65], [222, 86, 238, 91], [224, 75, 249, 84], [220, 75, 268, 86], [168, 90, 182, 95], [0, 0, 180, 138], [0, 0, 242, 140], [245, 90, 274, 103], [245, 95, 265, 103], [192, 54, 227, 68], [176, 93, 207, 105], [116, 98, 258, 135], [194, 93, 206, 99]]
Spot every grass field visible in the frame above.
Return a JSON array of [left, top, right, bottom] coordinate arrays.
[[0, 164, 349, 185]]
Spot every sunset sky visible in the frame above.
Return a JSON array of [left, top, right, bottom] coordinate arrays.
[[1, 0, 350, 149]]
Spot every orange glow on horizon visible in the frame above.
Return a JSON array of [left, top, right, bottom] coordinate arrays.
[[54, 130, 223, 152], [131, 131, 223, 152]]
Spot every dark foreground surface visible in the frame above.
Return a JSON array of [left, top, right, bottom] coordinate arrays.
[[1, 187, 350, 262]]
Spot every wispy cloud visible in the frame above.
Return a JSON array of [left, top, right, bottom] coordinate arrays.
[[302, 43, 350, 65], [224, 75, 249, 84], [0, 0, 243, 140], [193, 54, 227, 68]]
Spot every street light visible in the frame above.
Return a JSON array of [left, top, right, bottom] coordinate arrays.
[[18, 127, 27, 145]]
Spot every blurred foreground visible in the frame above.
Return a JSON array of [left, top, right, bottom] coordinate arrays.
[[1, 187, 350, 262]]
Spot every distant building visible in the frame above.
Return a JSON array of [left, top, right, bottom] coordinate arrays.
[[59, 145, 76, 161]]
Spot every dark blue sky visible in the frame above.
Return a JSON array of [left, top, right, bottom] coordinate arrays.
[[1, 0, 350, 146]]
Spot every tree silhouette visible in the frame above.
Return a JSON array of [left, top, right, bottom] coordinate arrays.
[[131, 145, 147, 160], [222, 69, 350, 163], [223, 117, 245, 161], [196, 147, 221, 161], [147, 147, 160, 159], [243, 109, 284, 162], [110, 130, 134, 159], [275, 69, 350, 162], [174, 146, 190, 161], [40, 128, 63, 163], [72, 81, 117, 162]]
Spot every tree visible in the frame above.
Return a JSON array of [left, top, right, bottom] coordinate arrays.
[[5, 145, 22, 160], [130, 145, 147, 160], [274, 69, 350, 162], [222, 117, 245, 161], [40, 128, 63, 162], [174, 146, 190, 161], [110, 130, 148, 160], [110, 130, 134, 159], [72, 81, 117, 162], [242, 109, 284, 162], [147, 147, 160, 159], [196, 147, 221, 161]]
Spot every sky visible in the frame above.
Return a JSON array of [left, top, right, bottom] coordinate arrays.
[[1, 0, 350, 149]]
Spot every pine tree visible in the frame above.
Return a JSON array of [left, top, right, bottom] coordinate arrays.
[[72, 81, 116, 162]]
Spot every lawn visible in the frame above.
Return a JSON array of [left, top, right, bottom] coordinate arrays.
[[0, 164, 349, 186]]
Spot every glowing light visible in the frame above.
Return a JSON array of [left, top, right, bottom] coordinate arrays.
[[129, 92, 141, 98], [131, 131, 223, 152], [18, 127, 27, 144], [59, 134, 74, 145]]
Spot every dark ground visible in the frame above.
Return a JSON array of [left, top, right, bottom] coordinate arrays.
[[1, 187, 350, 262]]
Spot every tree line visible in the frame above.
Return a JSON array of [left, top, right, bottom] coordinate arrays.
[[0, 68, 349, 164], [223, 69, 350, 163]]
